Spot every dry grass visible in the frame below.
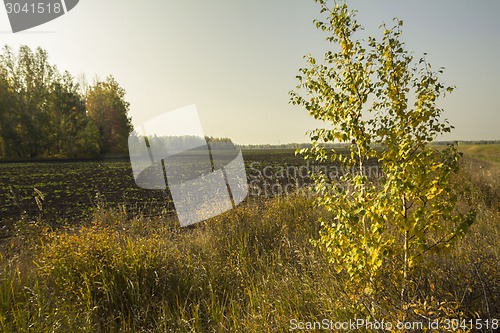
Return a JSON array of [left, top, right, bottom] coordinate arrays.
[[0, 154, 498, 332]]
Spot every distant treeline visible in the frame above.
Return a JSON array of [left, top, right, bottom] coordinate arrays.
[[0, 45, 132, 159], [429, 140, 500, 146], [239, 140, 500, 150], [445, 140, 500, 145], [238, 143, 317, 150], [130, 135, 235, 152], [238, 142, 363, 150]]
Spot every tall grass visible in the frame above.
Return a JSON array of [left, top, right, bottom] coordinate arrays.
[[0, 157, 498, 332]]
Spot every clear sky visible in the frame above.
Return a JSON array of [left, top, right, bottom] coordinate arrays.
[[1, 0, 499, 144]]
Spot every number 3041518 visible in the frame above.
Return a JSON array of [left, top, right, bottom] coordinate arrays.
[[5, 2, 62, 14]]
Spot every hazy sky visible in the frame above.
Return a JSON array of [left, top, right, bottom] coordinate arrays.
[[1, 0, 499, 144]]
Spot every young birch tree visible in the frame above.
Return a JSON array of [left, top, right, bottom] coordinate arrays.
[[290, 0, 476, 318]]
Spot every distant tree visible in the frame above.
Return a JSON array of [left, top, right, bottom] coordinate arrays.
[[47, 71, 100, 157], [0, 55, 11, 157], [86, 76, 132, 155], [290, 0, 476, 319], [205, 136, 233, 143], [0, 45, 57, 157]]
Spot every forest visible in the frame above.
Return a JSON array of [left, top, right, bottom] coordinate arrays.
[[0, 45, 132, 159]]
